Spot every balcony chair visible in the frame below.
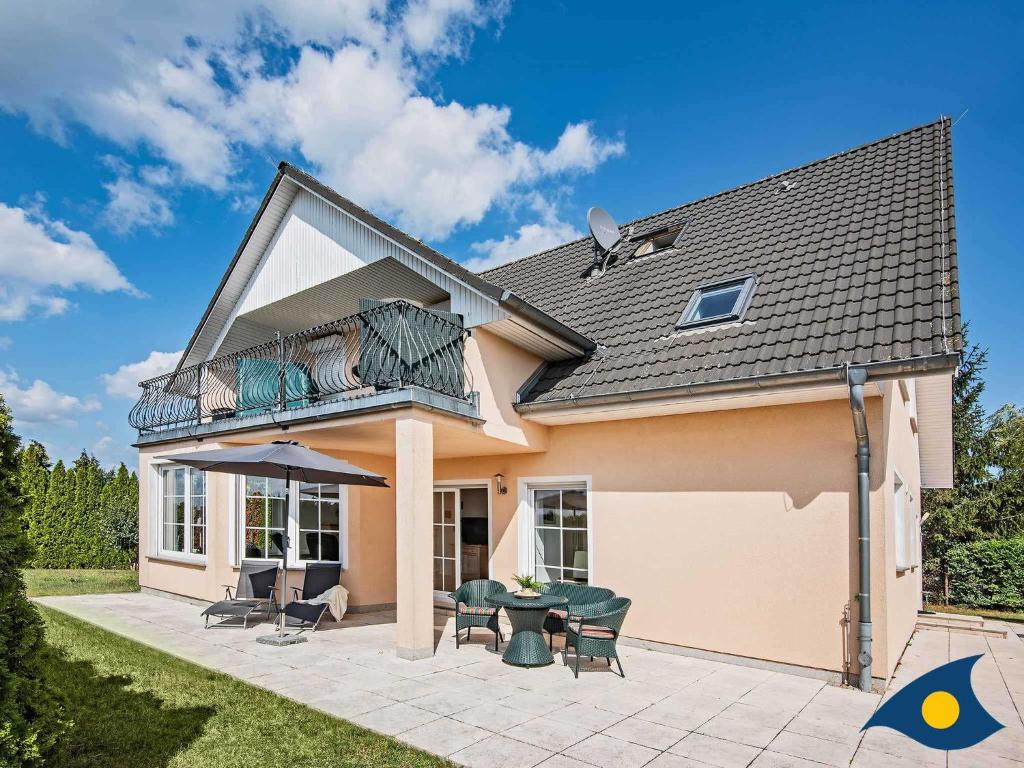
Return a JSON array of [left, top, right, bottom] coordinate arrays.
[[563, 597, 632, 678], [541, 582, 615, 650], [283, 562, 343, 631], [201, 559, 280, 629], [450, 579, 507, 651]]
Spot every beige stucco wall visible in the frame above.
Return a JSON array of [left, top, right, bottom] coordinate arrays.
[[137, 336, 922, 679], [879, 380, 924, 678]]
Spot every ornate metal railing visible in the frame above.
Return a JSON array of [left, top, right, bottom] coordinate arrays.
[[129, 300, 473, 433]]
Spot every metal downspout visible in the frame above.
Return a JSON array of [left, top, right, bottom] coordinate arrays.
[[847, 366, 872, 691]]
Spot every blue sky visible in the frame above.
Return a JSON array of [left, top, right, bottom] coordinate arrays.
[[0, 1, 1021, 468]]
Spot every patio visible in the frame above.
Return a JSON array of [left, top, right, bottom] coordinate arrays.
[[36, 592, 1024, 768]]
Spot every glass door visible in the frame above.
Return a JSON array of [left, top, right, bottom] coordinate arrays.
[[432, 490, 458, 594]]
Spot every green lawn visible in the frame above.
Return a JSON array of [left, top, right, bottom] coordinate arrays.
[[924, 602, 1024, 625], [24, 568, 140, 598], [39, 607, 448, 768]]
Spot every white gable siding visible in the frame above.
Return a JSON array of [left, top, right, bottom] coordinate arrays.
[[230, 186, 502, 337]]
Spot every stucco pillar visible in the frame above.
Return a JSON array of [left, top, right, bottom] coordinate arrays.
[[394, 413, 434, 660]]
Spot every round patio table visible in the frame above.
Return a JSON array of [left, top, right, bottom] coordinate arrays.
[[486, 592, 568, 667]]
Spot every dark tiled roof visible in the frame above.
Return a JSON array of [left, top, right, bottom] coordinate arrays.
[[482, 119, 962, 406]]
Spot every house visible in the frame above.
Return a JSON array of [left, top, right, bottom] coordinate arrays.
[[133, 118, 961, 691]]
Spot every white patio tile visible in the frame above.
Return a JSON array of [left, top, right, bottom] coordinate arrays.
[[505, 717, 594, 752], [376, 677, 444, 702], [667, 732, 761, 768], [644, 755, 713, 768], [696, 713, 781, 749], [536, 756, 594, 768], [602, 717, 687, 751], [500, 690, 572, 716], [307, 689, 393, 719], [749, 752, 827, 768], [411, 688, 497, 716], [548, 704, 628, 732], [452, 701, 538, 731], [350, 702, 440, 736], [562, 733, 660, 768], [450, 733, 553, 768], [399, 717, 491, 756], [782, 712, 863, 745], [768, 730, 858, 767]]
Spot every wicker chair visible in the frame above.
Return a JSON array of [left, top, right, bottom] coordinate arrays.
[[563, 596, 631, 678], [541, 582, 615, 650], [450, 579, 507, 650]]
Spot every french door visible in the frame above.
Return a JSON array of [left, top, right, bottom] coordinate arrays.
[[432, 489, 459, 594]]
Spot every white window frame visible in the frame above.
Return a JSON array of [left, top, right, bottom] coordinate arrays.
[[517, 475, 594, 585], [432, 480, 493, 599], [150, 460, 208, 564], [234, 475, 349, 569], [676, 274, 757, 329]]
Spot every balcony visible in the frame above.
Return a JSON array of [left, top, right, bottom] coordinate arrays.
[[130, 300, 475, 437]]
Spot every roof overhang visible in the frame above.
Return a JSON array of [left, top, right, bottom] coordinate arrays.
[[173, 163, 595, 374], [516, 353, 960, 424]]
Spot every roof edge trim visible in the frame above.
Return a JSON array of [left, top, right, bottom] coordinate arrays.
[[515, 353, 960, 414]]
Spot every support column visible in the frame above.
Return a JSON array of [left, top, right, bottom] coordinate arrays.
[[394, 413, 435, 660]]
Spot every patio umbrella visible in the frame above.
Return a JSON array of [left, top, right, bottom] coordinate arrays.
[[158, 440, 387, 644]]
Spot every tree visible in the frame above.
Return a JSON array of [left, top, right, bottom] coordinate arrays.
[[0, 395, 66, 765], [100, 463, 139, 567], [16, 442, 49, 565], [38, 461, 71, 569]]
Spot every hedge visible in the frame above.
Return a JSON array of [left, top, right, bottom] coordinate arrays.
[[946, 537, 1024, 610]]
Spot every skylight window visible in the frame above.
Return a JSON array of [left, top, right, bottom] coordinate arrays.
[[676, 275, 756, 329], [633, 228, 682, 258]]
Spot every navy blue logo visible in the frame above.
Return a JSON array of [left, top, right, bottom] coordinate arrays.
[[862, 654, 1002, 750]]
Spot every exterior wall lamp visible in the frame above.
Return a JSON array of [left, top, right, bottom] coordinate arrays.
[[494, 473, 508, 495]]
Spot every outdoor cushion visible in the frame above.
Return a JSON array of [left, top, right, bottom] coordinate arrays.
[[578, 626, 616, 640], [462, 605, 498, 615], [548, 608, 568, 619]]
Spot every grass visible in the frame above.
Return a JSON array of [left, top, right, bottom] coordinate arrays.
[[24, 568, 140, 598], [924, 602, 1024, 624], [38, 607, 448, 768]]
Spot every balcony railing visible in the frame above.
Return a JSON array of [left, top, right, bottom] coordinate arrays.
[[129, 300, 473, 434]]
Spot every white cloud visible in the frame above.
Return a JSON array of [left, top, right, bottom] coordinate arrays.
[[102, 176, 174, 234], [102, 349, 183, 398], [0, 368, 101, 426], [0, 2, 624, 241], [0, 202, 141, 320], [465, 193, 583, 272]]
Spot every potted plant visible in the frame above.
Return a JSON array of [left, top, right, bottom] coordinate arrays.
[[511, 574, 544, 598]]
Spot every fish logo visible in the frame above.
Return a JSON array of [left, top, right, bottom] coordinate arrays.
[[862, 654, 1002, 750]]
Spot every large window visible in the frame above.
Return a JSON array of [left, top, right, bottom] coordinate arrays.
[[298, 483, 341, 562], [244, 476, 287, 559], [532, 486, 589, 584], [160, 466, 206, 556], [239, 477, 344, 564]]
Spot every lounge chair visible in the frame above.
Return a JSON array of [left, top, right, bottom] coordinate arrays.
[[541, 582, 615, 650], [283, 562, 343, 631], [450, 579, 507, 650], [201, 559, 280, 629], [563, 597, 632, 678]]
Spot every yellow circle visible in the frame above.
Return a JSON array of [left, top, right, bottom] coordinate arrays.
[[921, 691, 960, 729]]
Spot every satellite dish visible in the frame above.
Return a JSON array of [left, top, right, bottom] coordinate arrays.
[[587, 207, 621, 253]]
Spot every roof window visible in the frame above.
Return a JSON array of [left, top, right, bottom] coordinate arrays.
[[676, 275, 756, 329], [633, 228, 682, 258]]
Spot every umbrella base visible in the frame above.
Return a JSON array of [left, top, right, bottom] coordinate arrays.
[[256, 633, 308, 647]]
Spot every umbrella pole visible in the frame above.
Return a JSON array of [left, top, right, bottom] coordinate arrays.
[[280, 468, 289, 637]]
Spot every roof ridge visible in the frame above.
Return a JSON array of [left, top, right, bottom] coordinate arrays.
[[478, 117, 950, 278]]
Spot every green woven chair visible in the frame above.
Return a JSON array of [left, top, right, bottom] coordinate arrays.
[[541, 582, 615, 650], [450, 579, 507, 650], [563, 597, 632, 678]]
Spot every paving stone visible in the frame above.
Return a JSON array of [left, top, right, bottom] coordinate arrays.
[[668, 732, 761, 768], [602, 717, 687, 751], [350, 702, 440, 736], [504, 717, 594, 752], [452, 701, 538, 731], [399, 717, 491, 756], [450, 734, 553, 768], [562, 733, 660, 768], [696, 713, 781, 748], [768, 731, 857, 767]]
